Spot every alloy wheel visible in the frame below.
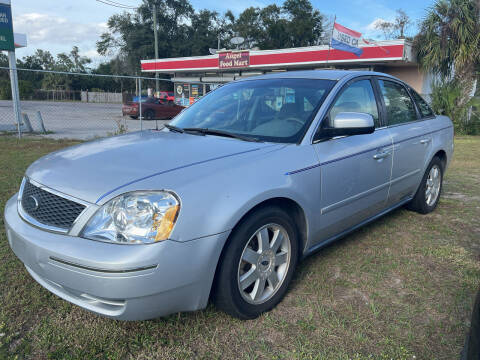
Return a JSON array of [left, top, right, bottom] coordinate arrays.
[[425, 164, 441, 206], [237, 223, 291, 305]]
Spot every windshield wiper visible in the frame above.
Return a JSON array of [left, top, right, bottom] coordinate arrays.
[[164, 124, 184, 133], [183, 128, 262, 142]]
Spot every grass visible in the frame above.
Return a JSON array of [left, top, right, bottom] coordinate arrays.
[[0, 135, 479, 360]]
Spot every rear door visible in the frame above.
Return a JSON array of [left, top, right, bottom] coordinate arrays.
[[312, 77, 393, 244], [375, 78, 432, 205]]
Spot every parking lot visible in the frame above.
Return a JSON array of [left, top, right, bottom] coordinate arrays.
[[0, 100, 168, 139]]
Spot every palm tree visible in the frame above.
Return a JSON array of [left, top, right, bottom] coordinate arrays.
[[414, 0, 480, 106]]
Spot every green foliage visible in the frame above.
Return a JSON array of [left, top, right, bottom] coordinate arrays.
[[2, 0, 325, 96], [415, 0, 480, 132], [18, 80, 34, 99], [0, 79, 11, 100], [97, 0, 324, 74], [414, 0, 480, 79], [430, 79, 480, 134]]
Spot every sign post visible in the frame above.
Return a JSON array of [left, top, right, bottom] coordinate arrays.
[[0, 0, 21, 137]]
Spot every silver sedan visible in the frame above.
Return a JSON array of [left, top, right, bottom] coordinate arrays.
[[4, 70, 454, 320]]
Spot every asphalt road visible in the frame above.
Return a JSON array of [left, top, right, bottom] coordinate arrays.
[[0, 100, 169, 139]]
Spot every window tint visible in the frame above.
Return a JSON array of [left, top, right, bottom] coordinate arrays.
[[329, 79, 380, 128], [410, 89, 434, 117], [379, 80, 418, 125]]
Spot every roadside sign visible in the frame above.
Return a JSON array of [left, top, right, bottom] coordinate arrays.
[[0, 1, 14, 51]]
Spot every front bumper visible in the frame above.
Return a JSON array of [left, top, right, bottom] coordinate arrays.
[[4, 194, 229, 320]]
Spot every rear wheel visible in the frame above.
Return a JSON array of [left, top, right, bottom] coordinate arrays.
[[144, 109, 155, 120], [407, 156, 444, 214], [214, 206, 298, 319]]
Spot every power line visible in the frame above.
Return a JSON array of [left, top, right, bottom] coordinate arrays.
[[104, 0, 139, 9], [96, 0, 138, 10], [96, 0, 137, 9]]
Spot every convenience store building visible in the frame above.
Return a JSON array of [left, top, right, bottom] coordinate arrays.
[[141, 39, 432, 105]]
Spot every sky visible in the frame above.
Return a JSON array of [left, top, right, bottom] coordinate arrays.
[[10, 0, 435, 66]]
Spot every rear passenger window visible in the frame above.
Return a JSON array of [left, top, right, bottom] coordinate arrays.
[[329, 79, 380, 127], [410, 89, 434, 118], [379, 80, 418, 125]]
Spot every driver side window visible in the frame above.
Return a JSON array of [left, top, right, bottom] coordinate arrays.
[[329, 79, 380, 128]]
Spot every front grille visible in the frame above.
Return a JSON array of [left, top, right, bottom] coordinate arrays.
[[21, 180, 86, 230]]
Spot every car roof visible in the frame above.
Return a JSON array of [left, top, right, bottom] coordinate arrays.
[[235, 69, 396, 82]]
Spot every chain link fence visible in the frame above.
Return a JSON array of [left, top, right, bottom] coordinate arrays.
[[0, 67, 176, 139]]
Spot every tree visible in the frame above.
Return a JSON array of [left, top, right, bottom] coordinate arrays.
[[189, 10, 223, 54], [375, 9, 412, 39], [97, 0, 195, 73], [97, 0, 325, 66], [258, 5, 289, 49], [227, 0, 324, 50], [282, 0, 323, 47], [414, 0, 480, 107], [230, 7, 263, 49]]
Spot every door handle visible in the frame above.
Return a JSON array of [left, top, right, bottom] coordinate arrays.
[[373, 151, 391, 160], [420, 138, 431, 144]]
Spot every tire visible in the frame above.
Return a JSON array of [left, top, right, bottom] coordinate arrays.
[[144, 109, 155, 120], [129, 115, 138, 119], [213, 206, 299, 319], [407, 156, 444, 214]]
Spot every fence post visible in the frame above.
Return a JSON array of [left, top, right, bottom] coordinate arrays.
[[21, 113, 33, 132], [139, 77, 143, 131], [36, 111, 47, 134]]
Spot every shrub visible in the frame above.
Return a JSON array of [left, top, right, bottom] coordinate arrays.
[[0, 79, 11, 100], [18, 80, 34, 99], [430, 79, 480, 135]]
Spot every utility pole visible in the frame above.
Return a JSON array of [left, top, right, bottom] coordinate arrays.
[[153, 3, 159, 95]]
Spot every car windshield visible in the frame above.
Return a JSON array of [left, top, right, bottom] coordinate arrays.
[[170, 78, 336, 143]]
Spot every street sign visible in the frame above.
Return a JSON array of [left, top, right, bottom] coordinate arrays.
[[0, 1, 14, 51]]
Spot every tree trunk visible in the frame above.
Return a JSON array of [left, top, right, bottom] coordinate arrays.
[[453, 62, 475, 108]]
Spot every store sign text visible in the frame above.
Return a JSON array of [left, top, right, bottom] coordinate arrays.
[[219, 51, 249, 69]]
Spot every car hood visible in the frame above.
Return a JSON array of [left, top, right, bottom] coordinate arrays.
[[26, 130, 279, 204]]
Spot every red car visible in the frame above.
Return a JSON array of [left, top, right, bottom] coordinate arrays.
[[122, 97, 184, 120], [158, 91, 175, 102]]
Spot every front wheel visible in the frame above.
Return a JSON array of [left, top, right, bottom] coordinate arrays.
[[407, 156, 444, 214], [213, 206, 298, 319]]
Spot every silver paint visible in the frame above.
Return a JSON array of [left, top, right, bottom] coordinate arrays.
[[4, 70, 454, 320]]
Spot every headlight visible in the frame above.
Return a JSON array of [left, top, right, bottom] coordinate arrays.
[[82, 191, 180, 244]]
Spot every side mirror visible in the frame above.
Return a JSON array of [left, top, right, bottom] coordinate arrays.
[[318, 112, 375, 139]]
